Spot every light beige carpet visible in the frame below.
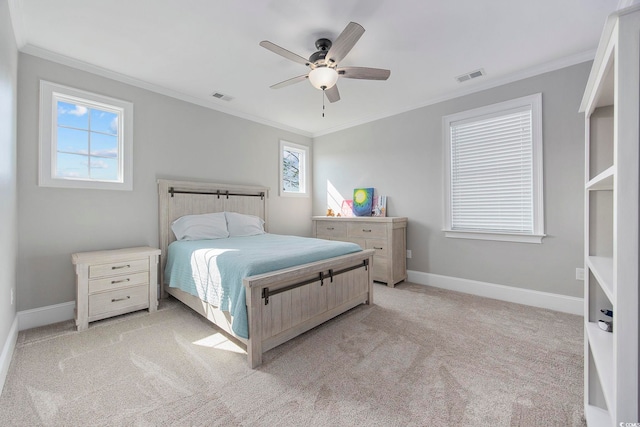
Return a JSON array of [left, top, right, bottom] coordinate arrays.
[[0, 283, 585, 426]]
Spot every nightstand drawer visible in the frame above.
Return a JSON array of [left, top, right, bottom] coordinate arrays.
[[89, 258, 149, 279], [89, 271, 149, 294], [315, 221, 348, 238], [88, 285, 149, 318], [348, 222, 387, 239]]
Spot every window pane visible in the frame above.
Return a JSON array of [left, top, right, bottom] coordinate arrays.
[[57, 127, 89, 155], [90, 157, 118, 181], [90, 132, 118, 158], [90, 109, 118, 135], [56, 153, 89, 179], [57, 101, 89, 129], [283, 149, 300, 192]]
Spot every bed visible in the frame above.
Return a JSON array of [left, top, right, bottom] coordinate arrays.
[[158, 179, 375, 368]]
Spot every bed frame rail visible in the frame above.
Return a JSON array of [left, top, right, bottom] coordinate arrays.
[[169, 187, 265, 200], [261, 258, 369, 305]]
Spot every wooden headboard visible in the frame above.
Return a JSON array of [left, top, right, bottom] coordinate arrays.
[[157, 179, 270, 291]]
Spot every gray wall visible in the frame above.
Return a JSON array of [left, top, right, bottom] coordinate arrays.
[[17, 54, 312, 311], [0, 0, 18, 353], [313, 62, 589, 298]]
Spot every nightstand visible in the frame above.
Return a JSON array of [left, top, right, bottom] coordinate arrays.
[[72, 246, 161, 331]]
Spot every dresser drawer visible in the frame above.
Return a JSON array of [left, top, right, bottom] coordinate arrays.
[[89, 271, 149, 294], [88, 284, 149, 318], [366, 239, 389, 257], [315, 221, 347, 238], [347, 222, 387, 239], [371, 256, 388, 281], [89, 258, 149, 279]]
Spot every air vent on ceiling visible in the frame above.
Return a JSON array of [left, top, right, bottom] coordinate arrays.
[[211, 92, 234, 101], [455, 69, 485, 83]]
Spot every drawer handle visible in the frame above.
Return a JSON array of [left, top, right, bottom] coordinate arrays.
[[326, 227, 335, 230], [112, 264, 131, 270], [111, 278, 130, 284], [373, 246, 384, 250], [111, 296, 131, 302], [363, 229, 372, 232]]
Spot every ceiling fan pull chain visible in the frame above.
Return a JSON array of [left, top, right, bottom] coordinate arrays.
[[322, 87, 326, 117]]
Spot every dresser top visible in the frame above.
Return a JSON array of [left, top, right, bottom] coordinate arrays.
[[312, 216, 407, 224]]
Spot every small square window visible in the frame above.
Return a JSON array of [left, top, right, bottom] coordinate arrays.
[[39, 81, 133, 190]]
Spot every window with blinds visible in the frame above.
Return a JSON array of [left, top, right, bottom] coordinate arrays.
[[443, 94, 545, 243]]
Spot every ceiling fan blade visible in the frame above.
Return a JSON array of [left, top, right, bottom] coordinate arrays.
[[338, 66, 390, 80], [325, 85, 340, 103], [260, 41, 311, 67], [270, 74, 309, 89], [326, 22, 365, 65]]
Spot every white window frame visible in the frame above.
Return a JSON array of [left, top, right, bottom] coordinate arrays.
[[279, 140, 309, 197], [39, 80, 133, 191], [443, 93, 545, 244]]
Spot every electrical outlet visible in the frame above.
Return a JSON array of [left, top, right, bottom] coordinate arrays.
[[406, 250, 412, 259], [576, 268, 585, 281], [11, 288, 14, 305]]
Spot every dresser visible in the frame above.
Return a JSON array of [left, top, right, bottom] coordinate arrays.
[[72, 246, 161, 331], [312, 216, 407, 287]]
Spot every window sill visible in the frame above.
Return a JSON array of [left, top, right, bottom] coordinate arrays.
[[38, 176, 132, 191], [443, 230, 545, 244], [279, 191, 309, 198]]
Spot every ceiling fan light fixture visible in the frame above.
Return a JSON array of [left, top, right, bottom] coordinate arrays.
[[308, 67, 338, 90]]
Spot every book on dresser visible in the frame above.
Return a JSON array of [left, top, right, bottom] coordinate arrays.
[[312, 216, 407, 287]]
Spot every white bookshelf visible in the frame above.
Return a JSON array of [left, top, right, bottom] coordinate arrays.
[[580, 5, 640, 426]]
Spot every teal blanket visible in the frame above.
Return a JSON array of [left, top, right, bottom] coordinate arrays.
[[164, 234, 362, 339]]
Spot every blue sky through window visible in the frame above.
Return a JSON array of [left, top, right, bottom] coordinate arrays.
[[56, 100, 119, 181]]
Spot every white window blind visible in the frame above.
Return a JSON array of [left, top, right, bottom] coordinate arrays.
[[450, 107, 533, 233], [443, 93, 544, 243]]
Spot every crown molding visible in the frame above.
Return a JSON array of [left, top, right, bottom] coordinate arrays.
[[19, 44, 313, 138], [20, 42, 594, 141], [7, 0, 26, 48], [312, 49, 596, 137]]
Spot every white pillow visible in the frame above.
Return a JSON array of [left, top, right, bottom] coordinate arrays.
[[171, 212, 229, 241], [225, 211, 265, 237]]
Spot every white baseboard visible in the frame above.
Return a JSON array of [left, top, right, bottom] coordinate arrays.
[[407, 270, 583, 316], [17, 301, 75, 331], [0, 316, 18, 394]]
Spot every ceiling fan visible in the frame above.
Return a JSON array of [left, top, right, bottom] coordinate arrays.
[[260, 22, 390, 103]]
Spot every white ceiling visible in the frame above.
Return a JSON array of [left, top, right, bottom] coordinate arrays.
[[10, 0, 622, 137]]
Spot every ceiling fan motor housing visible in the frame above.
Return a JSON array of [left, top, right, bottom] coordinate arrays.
[[310, 38, 333, 65]]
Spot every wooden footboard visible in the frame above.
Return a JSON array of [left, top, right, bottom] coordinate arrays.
[[244, 250, 374, 368]]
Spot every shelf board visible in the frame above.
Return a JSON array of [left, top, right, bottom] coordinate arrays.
[[587, 166, 615, 190], [587, 322, 614, 411], [585, 404, 610, 426], [586, 256, 614, 302]]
